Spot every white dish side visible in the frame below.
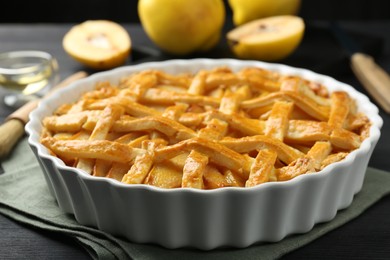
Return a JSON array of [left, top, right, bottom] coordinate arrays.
[[26, 59, 382, 250]]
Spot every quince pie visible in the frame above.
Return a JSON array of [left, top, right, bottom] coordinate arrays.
[[40, 66, 371, 189]]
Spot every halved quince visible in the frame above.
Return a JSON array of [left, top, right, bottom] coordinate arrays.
[[63, 20, 131, 70], [226, 15, 305, 61]]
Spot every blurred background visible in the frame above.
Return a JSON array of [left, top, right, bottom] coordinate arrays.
[[1, 0, 389, 23]]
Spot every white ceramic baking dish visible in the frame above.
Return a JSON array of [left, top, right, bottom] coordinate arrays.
[[25, 59, 382, 250]]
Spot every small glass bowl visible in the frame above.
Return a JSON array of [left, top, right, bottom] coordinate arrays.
[[0, 50, 59, 107]]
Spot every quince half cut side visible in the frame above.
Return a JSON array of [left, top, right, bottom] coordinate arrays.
[[226, 15, 305, 61], [63, 20, 131, 70]]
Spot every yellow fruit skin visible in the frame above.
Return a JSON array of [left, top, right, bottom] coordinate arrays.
[[138, 0, 225, 55], [229, 29, 304, 61], [198, 32, 222, 52], [228, 0, 301, 26]]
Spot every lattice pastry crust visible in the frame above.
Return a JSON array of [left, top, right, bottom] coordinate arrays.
[[41, 67, 371, 189]]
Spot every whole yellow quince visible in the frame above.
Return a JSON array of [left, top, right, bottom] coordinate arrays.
[[228, 0, 301, 26], [138, 0, 225, 55]]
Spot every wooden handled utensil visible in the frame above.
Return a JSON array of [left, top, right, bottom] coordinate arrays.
[[330, 21, 390, 114], [0, 71, 88, 158]]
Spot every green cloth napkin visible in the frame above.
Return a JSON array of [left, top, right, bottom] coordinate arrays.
[[1, 137, 390, 260]]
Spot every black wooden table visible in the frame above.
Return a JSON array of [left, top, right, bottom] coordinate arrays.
[[1, 21, 390, 259]]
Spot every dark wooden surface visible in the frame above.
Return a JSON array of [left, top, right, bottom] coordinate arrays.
[[1, 20, 390, 259], [1, 0, 390, 23]]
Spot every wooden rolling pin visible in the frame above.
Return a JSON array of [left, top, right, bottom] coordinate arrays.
[[0, 71, 88, 158]]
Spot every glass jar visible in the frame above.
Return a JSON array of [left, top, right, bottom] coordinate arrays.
[[0, 50, 59, 107]]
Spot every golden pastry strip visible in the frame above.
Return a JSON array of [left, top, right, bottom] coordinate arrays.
[[89, 104, 124, 140], [265, 101, 294, 140], [188, 70, 207, 95], [198, 118, 228, 140], [242, 91, 330, 121], [246, 149, 277, 187], [286, 120, 331, 143], [238, 67, 280, 92], [43, 113, 88, 132], [328, 91, 351, 128], [122, 70, 158, 99], [280, 76, 330, 107], [121, 140, 160, 184], [42, 138, 143, 163], [206, 110, 266, 136], [77, 104, 124, 174], [155, 70, 191, 88], [162, 103, 188, 121], [111, 115, 196, 141], [203, 166, 244, 189], [330, 128, 361, 150], [277, 141, 331, 181], [219, 86, 251, 114], [142, 88, 220, 107], [154, 137, 251, 179], [321, 152, 348, 169], [205, 69, 241, 91], [40, 66, 370, 189], [182, 150, 208, 189], [220, 135, 304, 165], [87, 96, 161, 117]]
